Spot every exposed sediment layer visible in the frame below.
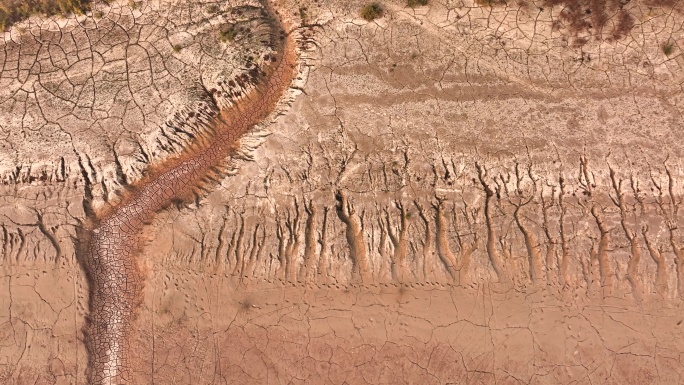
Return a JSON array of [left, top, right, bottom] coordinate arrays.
[[79, 2, 297, 383]]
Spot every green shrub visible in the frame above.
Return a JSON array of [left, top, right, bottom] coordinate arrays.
[[360, 2, 383, 21], [407, 0, 428, 7], [172, 44, 182, 52], [662, 42, 675, 56]]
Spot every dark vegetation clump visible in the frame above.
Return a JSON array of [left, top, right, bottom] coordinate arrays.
[[662, 41, 675, 56], [475, 0, 506, 6], [299, 6, 308, 24], [360, 2, 383, 21], [0, 0, 91, 31], [205, 4, 219, 14], [240, 300, 252, 311], [238, 296, 256, 312], [219, 23, 238, 42], [611, 9, 634, 40], [541, 0, 635, 42], [407, 0, 428, 7]]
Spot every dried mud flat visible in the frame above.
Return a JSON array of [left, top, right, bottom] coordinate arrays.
[[2, 0, 684, 384]]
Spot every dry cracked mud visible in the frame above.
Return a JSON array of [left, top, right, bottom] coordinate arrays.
[[1, 0, 684, 384]]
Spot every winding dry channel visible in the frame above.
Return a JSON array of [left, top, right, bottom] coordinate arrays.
[[79, 2, 297, 384]]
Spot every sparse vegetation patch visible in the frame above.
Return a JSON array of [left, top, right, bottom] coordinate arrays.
[[205, 4, 219, 14], [475, 0, 506, 6], [220, 23, 238, 42], [541, 0, 635, 41], [0, 0, 91, 31], [360, 2, 383, 21], [299, 6, 308, 24], [407, 0, 428, 7], [662, 41, 675, 56]]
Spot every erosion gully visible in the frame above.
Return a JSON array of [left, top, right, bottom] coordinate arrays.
[[78, 2, 297, 384]]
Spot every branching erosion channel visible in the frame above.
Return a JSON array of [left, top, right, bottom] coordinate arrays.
[[76, 1, 298, 383]]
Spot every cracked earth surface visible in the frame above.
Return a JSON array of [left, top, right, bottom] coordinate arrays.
[[2, 0, 684, 384]]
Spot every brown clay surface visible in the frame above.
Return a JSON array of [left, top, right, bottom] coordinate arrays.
[[2, 0, 684, 383]]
